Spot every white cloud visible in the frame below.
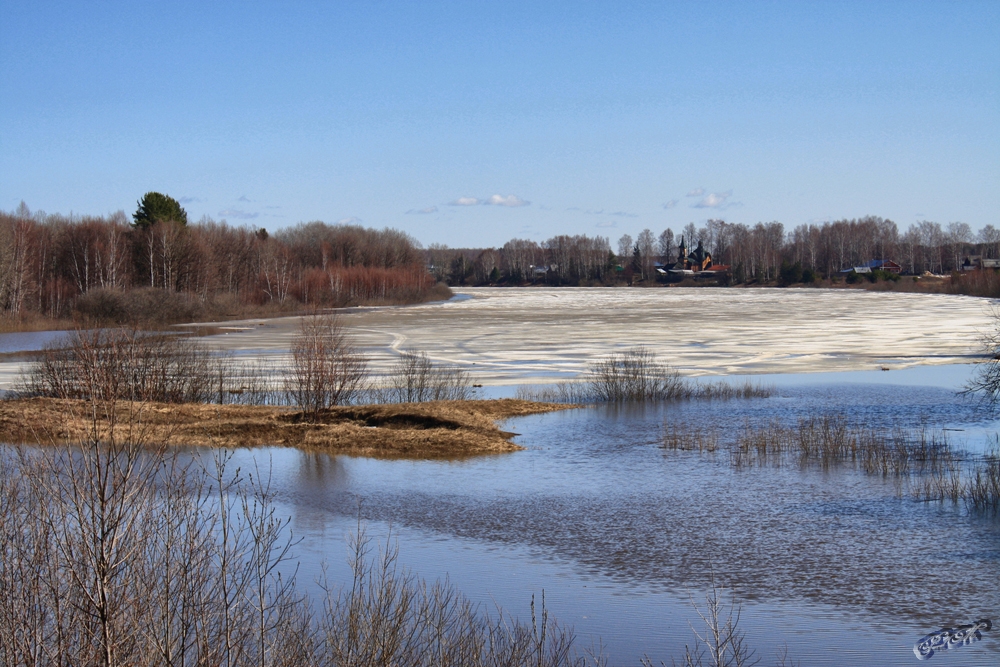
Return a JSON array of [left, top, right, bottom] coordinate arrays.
[[449, 194, 531, 207], [693, 191, 741, 209], [337, 216, 362, 224], [485, 194, 530, 207], [218, 208, 258, 219], [596, 221, 617, 228], [662, 200, 679, 209], [686, 187, 705, 197], [406, 206, 439, 215], [583, 208, 636, 217]]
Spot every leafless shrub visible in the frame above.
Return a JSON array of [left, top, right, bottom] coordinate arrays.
[[515, 353, 772, 405], [74, 287, 206, 325], [318, 524, 582, 667], [641, 579, 760, 667], [961, 303, 1000, 411], [284, 314, 369, 417], [18, 327, 226, 403], [588, 347, 684, 402], [0, 440, 593, 666], [372, 351, 473, 403], [15, 327, 284, 406]]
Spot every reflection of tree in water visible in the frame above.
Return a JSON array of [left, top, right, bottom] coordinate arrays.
[[338, 487, 1000, 628]]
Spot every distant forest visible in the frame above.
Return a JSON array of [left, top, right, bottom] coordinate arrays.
[[427, 217, 1000, 291], [0, 198, 447, 327], [4, 200, 1000, 329]]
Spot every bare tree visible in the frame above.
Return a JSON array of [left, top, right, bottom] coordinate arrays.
[[657, 229, 675, 263], [617, 234, 633, 263], [636, 229, 656, 281]]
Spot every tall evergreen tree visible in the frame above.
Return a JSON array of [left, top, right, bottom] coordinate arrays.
[[132, 192, 187, 228]]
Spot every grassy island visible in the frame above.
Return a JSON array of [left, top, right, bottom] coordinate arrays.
[[0, 397, 574, 458]]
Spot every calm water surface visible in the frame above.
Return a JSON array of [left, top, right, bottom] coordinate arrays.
[[209, 371, 1000, 666]]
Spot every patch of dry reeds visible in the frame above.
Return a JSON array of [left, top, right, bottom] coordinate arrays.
[[663, 416, 999, 516], [663, 424, 721, 453]]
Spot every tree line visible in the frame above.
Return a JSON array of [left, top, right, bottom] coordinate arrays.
[[427, 216, 1000, 287], [0, 195, 446, 325]]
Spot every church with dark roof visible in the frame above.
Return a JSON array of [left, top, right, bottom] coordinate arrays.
[[672, 236, 713, 272]]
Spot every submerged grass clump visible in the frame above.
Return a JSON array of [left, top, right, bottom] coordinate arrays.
[[662, 416, 1000, 515], [516, 347, 773, 404]]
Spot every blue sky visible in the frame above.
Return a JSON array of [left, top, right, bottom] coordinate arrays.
[[1, 1, 997, 247]]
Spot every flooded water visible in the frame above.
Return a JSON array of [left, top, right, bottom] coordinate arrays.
[[2, 288, 999, 663], [207, 369, 1000, 666]]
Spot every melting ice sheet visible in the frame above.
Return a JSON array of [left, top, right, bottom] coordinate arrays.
[[204, 287, 991, 383], [0, 287, 994, 389]]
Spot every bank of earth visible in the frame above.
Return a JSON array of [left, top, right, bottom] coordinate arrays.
[[0, 398, 574, 459]]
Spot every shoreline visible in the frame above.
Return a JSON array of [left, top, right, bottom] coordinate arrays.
[[0, 397, 576, 459]]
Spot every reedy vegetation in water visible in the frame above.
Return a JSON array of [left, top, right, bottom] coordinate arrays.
[[663, 415, 1000, 514]]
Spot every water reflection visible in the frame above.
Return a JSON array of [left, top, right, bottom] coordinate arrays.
[[18, 375, 995, 664], [211, 382, 1000, 643]]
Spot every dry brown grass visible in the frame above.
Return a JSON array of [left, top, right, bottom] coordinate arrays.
[[0, 397, 573, 459]]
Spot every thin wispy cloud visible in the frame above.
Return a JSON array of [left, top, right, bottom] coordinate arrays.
[[449, 194, 531, 207], [686, 187, 705, 197], [693, 191, 741, 209], [596, 220, 617, 228], [237, 195, 251, 202], [583, 209, 636, 218], [663, 200, 679, 209], [406, 206, 439, 215], [218, 208, 258, 219], [337, 216, 362, 224], [179, 196, 203, 204]]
